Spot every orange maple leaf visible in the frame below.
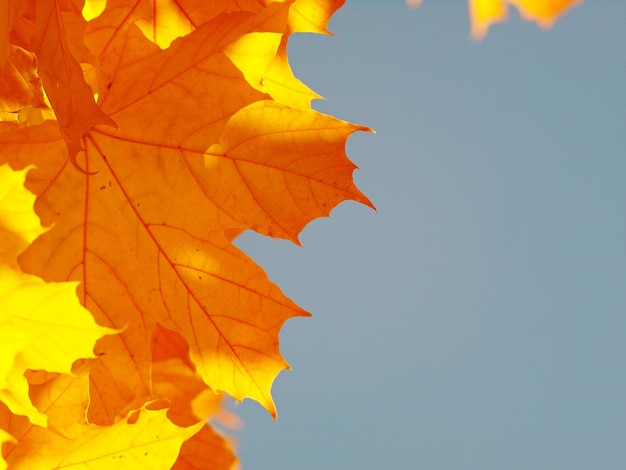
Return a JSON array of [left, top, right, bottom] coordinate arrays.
[[0, 3, 370, 467], [151, 324, 239, 469], [5, 0, 116, 154], [152, 358, 238, 469], [0, 0, 372, 467]]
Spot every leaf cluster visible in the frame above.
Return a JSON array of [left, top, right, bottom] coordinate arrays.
[[0, 0, 370, 468]]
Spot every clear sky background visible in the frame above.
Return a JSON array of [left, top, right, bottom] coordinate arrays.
[[231, 1, 626, 468]]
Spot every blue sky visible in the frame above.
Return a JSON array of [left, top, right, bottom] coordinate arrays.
[[232, 1, 626, 468]]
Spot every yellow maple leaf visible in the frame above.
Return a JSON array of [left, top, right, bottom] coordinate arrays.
[[470, 0, 583, 38], [408, 0, 584, 38], [0, 164, 114, 427], [1, 374, 203, 469]]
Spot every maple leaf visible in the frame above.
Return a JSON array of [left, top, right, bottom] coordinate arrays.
[[1, 0, 369, 434], [1, 373, 204, 469], [0, 164, 114, 428], [4, 0, 116, 154], [469, 0, 584, 38], [152, 358, 238, 469], [1, 0, 370, 466], [0, 47, 47, 118], [408, 0, 584, 38], [151, 325, 239, 469], [82, 0, 333, 108]]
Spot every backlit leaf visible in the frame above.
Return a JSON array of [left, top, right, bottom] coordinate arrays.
[[0, 164, 114, 427], [1, 0, 368, 466], [29, 0, 115, 153], [0, 47, 47, 115], [0, 428, 14, 470], [1, 374, 203, 469], [408, 0, 584, 38], [470, 0, 583, 38]]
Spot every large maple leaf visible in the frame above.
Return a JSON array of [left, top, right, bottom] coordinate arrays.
[[1, 0, 370, 467]]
